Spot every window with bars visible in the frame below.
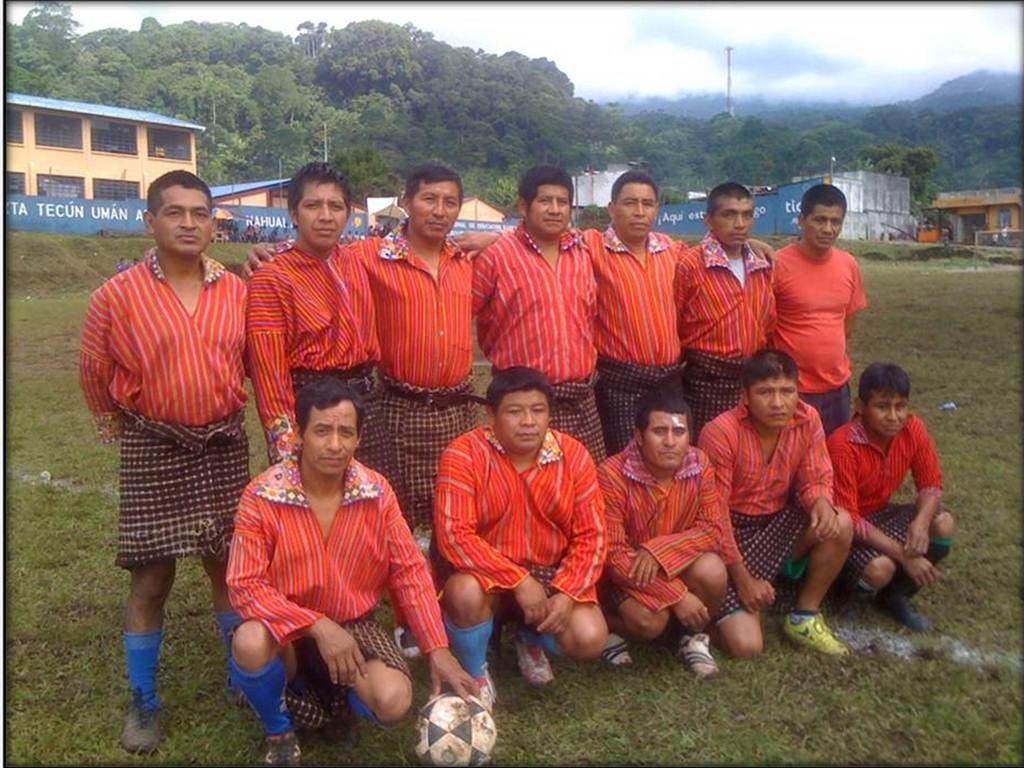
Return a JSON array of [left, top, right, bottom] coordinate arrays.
[[94, 178, 140, 200], [7, 109, 24, 143], [147, 128, 191, 161], [37, 174, 85, 198], [91, 118, 138, 155], [7, 172, 26, 195], [34, 112, 83, 149]]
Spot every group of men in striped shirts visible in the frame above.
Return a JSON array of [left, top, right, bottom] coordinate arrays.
[[80, 160, 956, 764]]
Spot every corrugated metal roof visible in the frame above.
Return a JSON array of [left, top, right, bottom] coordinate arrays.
[[5, 92, 205, 131], [210, 179, 290, 198]]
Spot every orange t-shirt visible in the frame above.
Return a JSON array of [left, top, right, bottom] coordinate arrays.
[[770, 242, 867, 393]]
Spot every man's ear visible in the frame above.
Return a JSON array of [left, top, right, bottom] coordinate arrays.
[[853, 397, 865, 416]]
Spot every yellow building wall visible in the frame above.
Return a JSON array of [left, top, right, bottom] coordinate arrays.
[[6, 107, 197, 199], [985, 204, 1021, 230]]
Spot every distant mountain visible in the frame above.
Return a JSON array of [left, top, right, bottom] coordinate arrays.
[[612, 70, 1021, 120], [905, 70, 1022, 111]]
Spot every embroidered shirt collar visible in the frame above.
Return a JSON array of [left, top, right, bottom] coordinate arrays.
[[254, 458, 383, 507], [603, 226, 672, 256], [621, 440, 701, 485], [515, 222, 583, 256], [377, 223, 463, 263], [482, 426, 564, 466], [146, 247, 226, 284], [699, 234, 770, 272]]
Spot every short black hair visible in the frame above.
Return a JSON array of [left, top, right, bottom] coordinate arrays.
[[740, 350, 800, 389], [800, 183, 847, 217], [146, 170, 212, 214], [288, 162, 352, 212], [634, 384, 692, 432], [518, 165, 573, 206], [611, 171, 659, 202], [404, 162, 463, 202], [486, 366, 553, 410], [858, 362, 911, 403], [706, 181, 753, 215], [295, 378, 365, 434]]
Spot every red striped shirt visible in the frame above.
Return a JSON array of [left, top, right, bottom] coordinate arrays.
[[585, 227, 682, 366], [434, 426, 607, 603], [350, 229, 473, 388], [246, 243, 378, 459], [598, 443, 738, 612], [79, 249, 246, 439], [828, 415, 943, 540], [226, 458, 447, 652], [698, 400, 834, 521], [675, 234, 776, 359], [472, 223, 597, 383]]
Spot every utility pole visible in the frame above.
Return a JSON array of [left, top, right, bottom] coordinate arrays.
[[323, 122, 328, 162], [725, 46, 735, 117]]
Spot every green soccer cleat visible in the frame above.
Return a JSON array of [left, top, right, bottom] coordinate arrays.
[[783, 613, 850, 656]]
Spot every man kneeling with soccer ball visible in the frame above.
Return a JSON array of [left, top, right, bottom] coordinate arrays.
[[226, 379, 478, 765]]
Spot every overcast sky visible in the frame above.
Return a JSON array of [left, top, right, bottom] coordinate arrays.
[[7, 2, 1022, 104]]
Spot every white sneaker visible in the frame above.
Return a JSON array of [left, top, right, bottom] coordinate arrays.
[[513, 634, 554, 686], [474, 665, 497, 712], [393, 626, 422, 660], [600, 633, 633, 667], [677, 633, 720, 679]]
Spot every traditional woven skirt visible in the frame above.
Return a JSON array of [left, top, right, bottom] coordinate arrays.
[[284, 613, 410, 731], [682, 350, 746, 439], [839, 503, 916, 588], [548, 376, 607, 463], [716, 506, 807, 618], [290, 366, 384, 472], [376, 375, 481, 530], [595, 357, 685, 456], [116, 408, 249, 569]]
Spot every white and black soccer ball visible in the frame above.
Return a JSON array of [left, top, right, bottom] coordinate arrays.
[[414, 693, 496, 766]]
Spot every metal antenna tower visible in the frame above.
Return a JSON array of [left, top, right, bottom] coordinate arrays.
[[726, 46, 735, 117]]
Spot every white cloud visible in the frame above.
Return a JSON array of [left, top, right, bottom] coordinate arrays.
[[7, 1, 1021, 103]]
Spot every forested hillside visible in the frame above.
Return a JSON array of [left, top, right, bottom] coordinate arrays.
[[6, 4, 1020, 210]]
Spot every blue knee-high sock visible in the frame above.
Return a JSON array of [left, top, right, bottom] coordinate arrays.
[[443, 615, 493, 678], [230, 656, 292, 736], [124, 630, 163, 712], [215, 611, 242, 662], [518, 627, 562, 656], [346, 688, 382, 726]]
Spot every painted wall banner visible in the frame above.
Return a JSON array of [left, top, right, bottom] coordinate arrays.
[[4, 195, 368, 236]]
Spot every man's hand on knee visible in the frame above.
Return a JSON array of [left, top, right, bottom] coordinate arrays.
[[514, 575, 549, 626], [308, 617, 366, 686], [535, 593, 573, 635]]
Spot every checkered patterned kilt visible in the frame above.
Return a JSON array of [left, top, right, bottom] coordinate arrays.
[[595, 357, 685, 456], [285, 614, 410, 731], [549, 378, 607, 463], [377, 376, 481, 529], [682, 350, 746, 439], [839, 503, 916, 588], [716, 507, 807, 618], [290, 366, 385, 472], [116, 408, 249, 569]]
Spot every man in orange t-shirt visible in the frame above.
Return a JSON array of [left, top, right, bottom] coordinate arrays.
[[770, 184, 867, 435]]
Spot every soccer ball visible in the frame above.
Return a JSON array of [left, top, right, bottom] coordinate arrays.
[[414, 693, 496, 766]]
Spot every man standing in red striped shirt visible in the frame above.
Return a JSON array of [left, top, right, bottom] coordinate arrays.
[[80, 171, 250, 754], [246, 162, 380, 466], [675, 182, 776, 439], [435, 368, 608, 699], [227, 379, 477, 765], [597, 386, 732, 678], [698, 351, 853, 659], [828, 363, 955, 632], [473, 165, 607, 462]]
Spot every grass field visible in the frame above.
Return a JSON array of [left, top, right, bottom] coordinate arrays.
[[5, 232, 1022, 764]]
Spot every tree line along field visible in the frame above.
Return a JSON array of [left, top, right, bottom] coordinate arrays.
[[5, 231, 1022, 764]]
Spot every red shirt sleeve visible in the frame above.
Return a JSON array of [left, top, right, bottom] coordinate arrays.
[[908, 416, 943, 493], [434, 438, 530, 592], [847, 257, 868, 316], [226, 489, 324, 646], [245, 267, 299, 462], [827, 430, 871, 539], [597, 459, 638, 586], [79, 283, 121, 442], [796, 410, 835, 511], [551, 446, 607, 603], [697, 419, 742, 563], [380, 483, 448, 653]]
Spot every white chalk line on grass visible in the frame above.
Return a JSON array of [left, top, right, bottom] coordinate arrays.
[[8, 468, 118, 498], [833, 621, 1022, 672]]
